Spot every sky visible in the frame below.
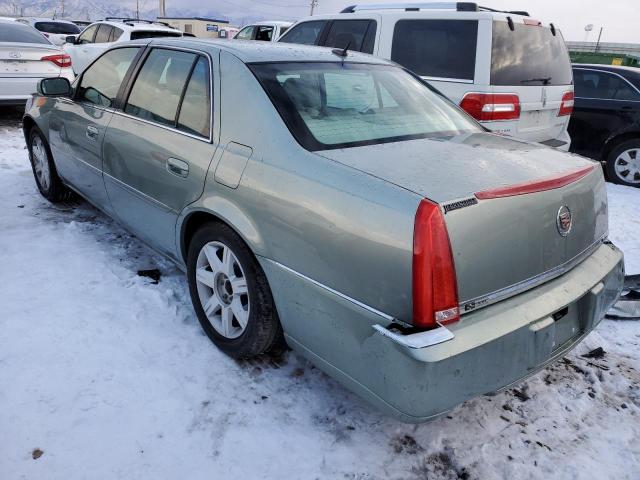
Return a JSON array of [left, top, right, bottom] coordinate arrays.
[[156, 0, 638, 43]]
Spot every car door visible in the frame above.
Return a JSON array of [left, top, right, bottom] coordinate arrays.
[[570, 68, 640, 158], [102, 47, 219, 259], [48, 46, 142, 212]]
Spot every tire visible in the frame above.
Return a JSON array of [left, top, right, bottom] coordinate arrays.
[[27, 127, 74, 202], [605, 139, 640, 187], [187, 222, 284, 359]]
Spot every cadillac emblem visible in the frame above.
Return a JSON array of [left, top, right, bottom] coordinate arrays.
[[557, 206, 572, 237]]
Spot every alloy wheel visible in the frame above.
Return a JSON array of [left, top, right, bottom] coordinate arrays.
[[31, 135, 51, 191], [614, 148, 640, 184], [195, 241, 250, 339]]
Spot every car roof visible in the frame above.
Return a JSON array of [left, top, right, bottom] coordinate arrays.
[[87, 20, 180, 32], [248, 21, 294, 27], [147, 37, 394, 65], [19, 17, 77, 24]]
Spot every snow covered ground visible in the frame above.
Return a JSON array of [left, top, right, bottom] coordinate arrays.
[[1, 110, 639, 479]]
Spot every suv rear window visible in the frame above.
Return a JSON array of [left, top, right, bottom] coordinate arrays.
[[491, 21, 572, 86], [391, 20, 478, 81], [130, 30, 182, 40], [34, 21, 80, 34]]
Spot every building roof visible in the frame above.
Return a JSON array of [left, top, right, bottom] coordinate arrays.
[[158, 16, 229, 24]]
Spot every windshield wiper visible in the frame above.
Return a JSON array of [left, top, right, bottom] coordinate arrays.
[[520, 77, 552, 85]]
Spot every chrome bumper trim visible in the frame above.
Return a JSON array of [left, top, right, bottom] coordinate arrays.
[[460, 235, 607, 315], [372, 324, 454, 349]]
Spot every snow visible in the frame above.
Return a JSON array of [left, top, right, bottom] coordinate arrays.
[[0, 114, 639, 479]]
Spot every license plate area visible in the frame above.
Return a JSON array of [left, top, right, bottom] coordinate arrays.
[[550, 304, 582, 353]]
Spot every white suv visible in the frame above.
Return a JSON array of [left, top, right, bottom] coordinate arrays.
[[279, 3, 575, 149], [63, 18, 182, 74]]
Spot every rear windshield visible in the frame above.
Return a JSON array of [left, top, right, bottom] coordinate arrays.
[[0, 23, 50, 44], [250, 62, 480, 151], [35, 21, 80, 34], [491, 21, 572, 86], [391, 20, 478, 81], [130, 30, 182, 40]]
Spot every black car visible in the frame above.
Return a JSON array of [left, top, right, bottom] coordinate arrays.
[[569, 64, 640, 187]]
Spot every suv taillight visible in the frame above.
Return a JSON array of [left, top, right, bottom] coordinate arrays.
[[413, 199, 459, 330], [41, 54, 72, 68], [460, 93, 521, 122], [558, 91, 574, 116]]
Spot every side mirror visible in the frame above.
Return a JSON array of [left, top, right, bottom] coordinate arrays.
[[65, 35, 77, 44], [38, 77, 72, 97]]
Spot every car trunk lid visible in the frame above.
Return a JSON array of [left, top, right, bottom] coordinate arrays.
[[317, 132, 608, 313], [0, 43, 61, 77]]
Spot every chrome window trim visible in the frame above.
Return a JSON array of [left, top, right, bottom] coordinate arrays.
[[121, 44, 215, 143], [460, 234, 608, 315], [421, 75, 474, 84], [573, 67, 640, 100], [266, 259, 395, 321]]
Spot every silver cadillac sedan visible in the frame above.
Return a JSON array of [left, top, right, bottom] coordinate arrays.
[[23, 39, 624, 422]]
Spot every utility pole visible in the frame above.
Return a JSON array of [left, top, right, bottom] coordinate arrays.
[[159, 0, 166, 17], [595, 27, 603, 53], [136, 0, 139, 19], [61, 0, 65, 17], [309, 0, 318, 15]]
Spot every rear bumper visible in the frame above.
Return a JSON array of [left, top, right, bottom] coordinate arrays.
[[263, 242, 624, 423], [0, 71, 74, 102]]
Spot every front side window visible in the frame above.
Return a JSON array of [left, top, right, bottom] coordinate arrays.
[[323, 20, 376, 54], [278, 20, 326, 45], [256, 26, 274, 41], [0, 23, 50, 44], [391, 20, 478, 80], [77, 24, 98, 44], [250, 62, 480, 151], [574, 70, 640, 101], [235, 26, 255, 40], [77, 47, 140, 107], [94, 24, 114, 43], [34, 22, 80, 34], [491, 21, 572, 86]]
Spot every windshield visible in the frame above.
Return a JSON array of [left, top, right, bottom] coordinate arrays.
[[35, 21, 80, 34], [0, 22, 50, 44], [491, 21, 572, 86], [250, 62, 480, 151]]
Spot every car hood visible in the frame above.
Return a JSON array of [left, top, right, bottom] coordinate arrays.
[[315, 132, 595, 203]]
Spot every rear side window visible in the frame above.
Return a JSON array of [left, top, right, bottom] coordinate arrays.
[[129, 30, 182, 40], [77, 25, 98, 44], [110, 26, 123, 42], [391, 20, 477, 80], [279, 20, 326, 45], [177, 57, 211, 137], [574, 70, 640, 101], [323, 20, 376, 54], [0, 23, 50, 44], [78, 47, 140, 107], [94, 24, 113, 43], [256, 26, 274, 41], [34, 22, 80, 34], [491, 21, 572, 86]]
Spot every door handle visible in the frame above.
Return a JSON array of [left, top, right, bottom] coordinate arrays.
[[86, 125, 99, 140], [166, 157, 189, 178]]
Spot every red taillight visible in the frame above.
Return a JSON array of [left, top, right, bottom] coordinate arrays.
[[40, 54, 72, 68], [460, 93, 521, 122], [413, 199, 459, 330], [558, 91, 574, 117]]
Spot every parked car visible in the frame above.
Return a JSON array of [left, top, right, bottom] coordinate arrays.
[[16, 17, 81, 45], [63, 18, 182, 74], [0, 19, 74, 106], [234, 21, 292, 41], [569, 64, 640, 187], [279, 2, 574, 150], [23, 39, 623, 422]]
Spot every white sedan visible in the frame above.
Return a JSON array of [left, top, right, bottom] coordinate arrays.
[[0, 19, 74, 106]]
